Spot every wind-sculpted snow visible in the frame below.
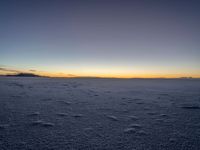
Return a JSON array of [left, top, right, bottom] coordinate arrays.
[[0, 77, 200, 150]]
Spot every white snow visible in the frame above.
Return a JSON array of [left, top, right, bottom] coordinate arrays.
[[0, 77, 200, 150]]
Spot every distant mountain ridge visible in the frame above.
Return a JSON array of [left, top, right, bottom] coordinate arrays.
[[6, 73, 41, 77]]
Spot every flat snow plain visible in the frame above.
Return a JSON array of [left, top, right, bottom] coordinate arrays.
[[0, 77, 200, 150]]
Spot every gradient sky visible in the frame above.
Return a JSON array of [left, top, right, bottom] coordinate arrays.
[[0, 0, 200, 78]]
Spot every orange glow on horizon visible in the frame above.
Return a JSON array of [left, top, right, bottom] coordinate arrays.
[[12, 72, 200, 79], [1, 67, 200, 78], [43, 73, 200, 78]]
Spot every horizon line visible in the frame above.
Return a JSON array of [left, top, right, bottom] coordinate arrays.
[[1, 73, 199, 80], [1, 66, 200, 79]]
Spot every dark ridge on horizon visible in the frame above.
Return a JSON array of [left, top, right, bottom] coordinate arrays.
[[6, 73, 42, 77]]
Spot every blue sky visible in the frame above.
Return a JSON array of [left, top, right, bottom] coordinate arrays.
[[0, 0, 200, 77]]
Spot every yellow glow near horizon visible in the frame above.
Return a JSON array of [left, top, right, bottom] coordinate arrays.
[[1, 66, 200, 78], [43, 67, 200, 78]]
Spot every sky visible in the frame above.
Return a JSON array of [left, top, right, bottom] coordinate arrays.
[[0, 0, 200, 78]]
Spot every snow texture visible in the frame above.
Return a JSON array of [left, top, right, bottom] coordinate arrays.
[[0, 77, 200, 150]]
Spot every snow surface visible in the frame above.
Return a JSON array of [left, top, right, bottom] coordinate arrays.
[[0, 77, 200, 150]]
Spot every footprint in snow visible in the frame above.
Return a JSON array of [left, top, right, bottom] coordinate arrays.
[[27, 112, 40, 117], [30, 120, 55, 127], [137, 130, 147, 135], [159, 114, 168, 117], [106, 115, 118, 121], [84, 127, 93, 132], [124, 128, 136, 134], [72, 114, 83, 118], [30, 120, 44, 126], [122, 109, 129, 113], [58, 100, 72, 105], [129, 115, 139, 120], [169, 137, 177, 143], [129, 123, 142, 129], [136, 102, 144, 105], [56, 113, 68, 117], [41, 122, 55, 127]]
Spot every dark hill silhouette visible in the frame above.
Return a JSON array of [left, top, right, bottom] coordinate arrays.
[[6, 73, 41, 77]]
